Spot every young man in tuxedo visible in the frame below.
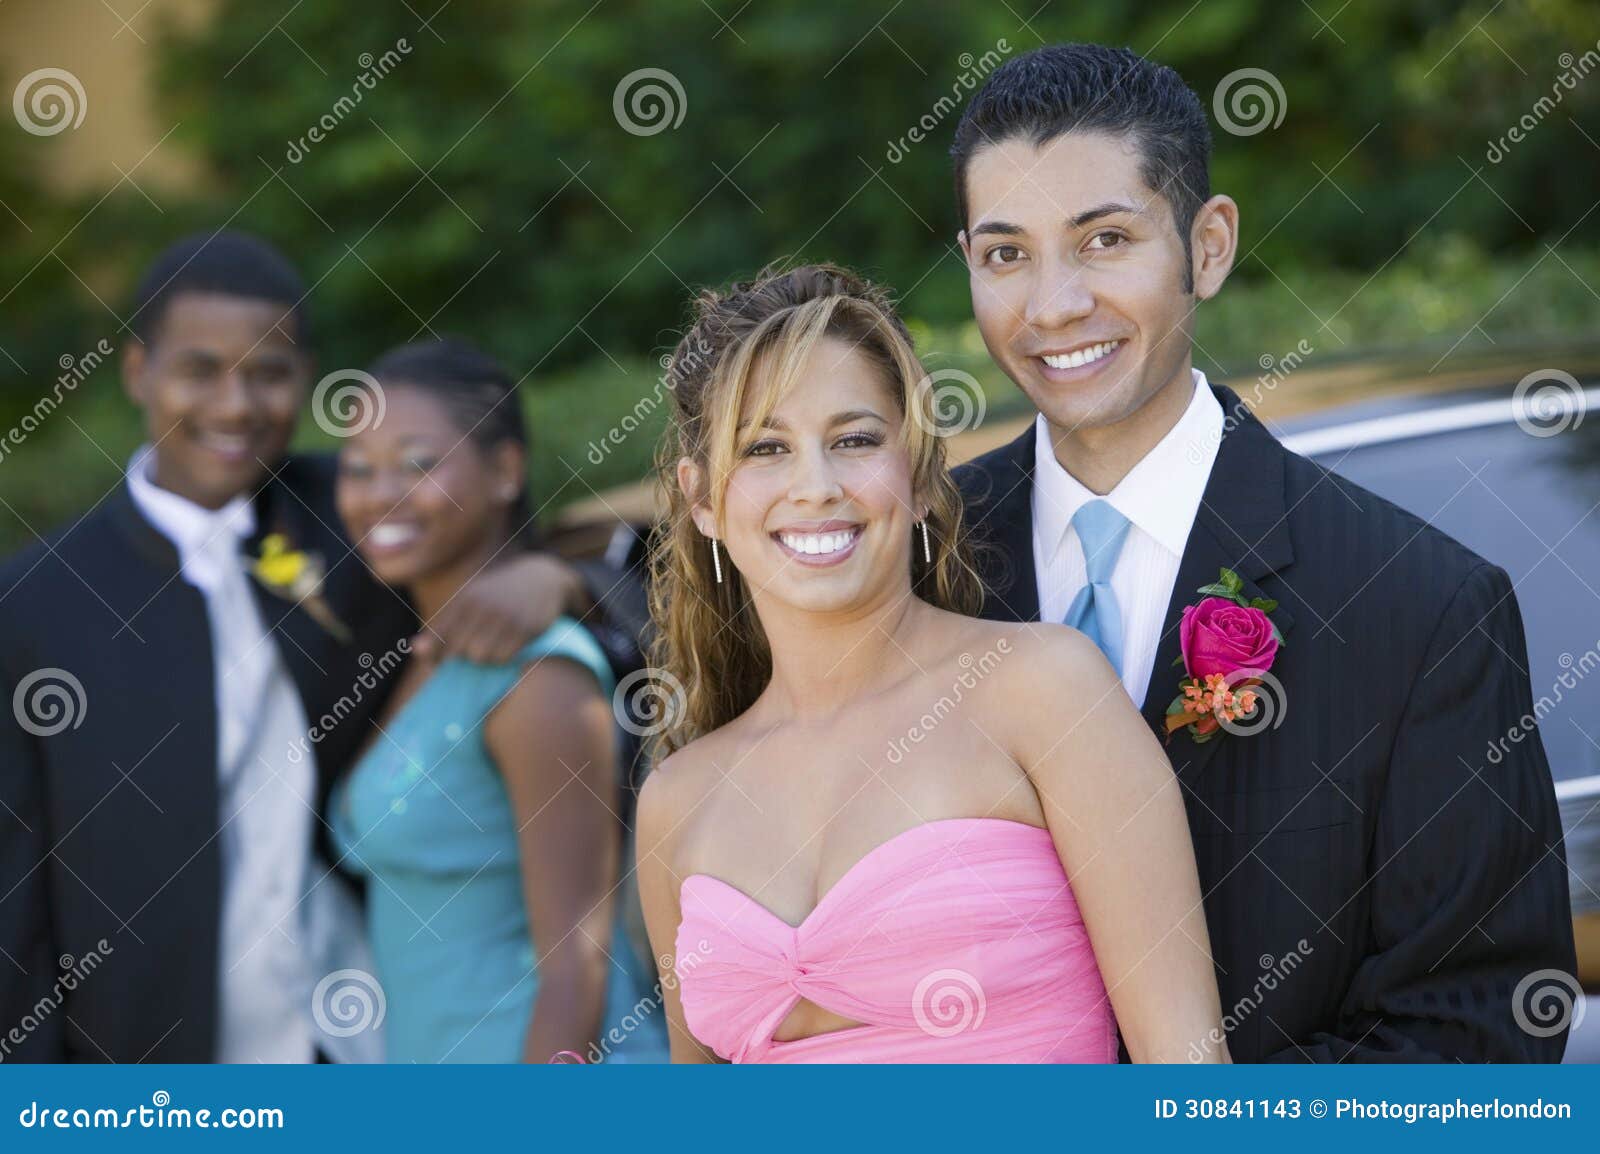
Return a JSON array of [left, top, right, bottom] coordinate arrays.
[[0, 232, 630, 1062], [950, 44, 1576, 1061]]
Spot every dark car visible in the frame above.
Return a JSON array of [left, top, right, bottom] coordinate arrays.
[[1277, 369, 1600, 1062]]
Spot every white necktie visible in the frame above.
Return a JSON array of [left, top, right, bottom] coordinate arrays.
[[192, 527, 272, 789]]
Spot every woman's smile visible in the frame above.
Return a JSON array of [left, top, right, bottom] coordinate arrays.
[[771, 520, 864, 566]]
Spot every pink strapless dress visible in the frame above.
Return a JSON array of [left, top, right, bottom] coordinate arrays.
[[675, 817, 1118, 1063]]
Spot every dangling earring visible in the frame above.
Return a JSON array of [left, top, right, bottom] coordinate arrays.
[[711, 537, 724, 585], [918, 520, 932, 565]]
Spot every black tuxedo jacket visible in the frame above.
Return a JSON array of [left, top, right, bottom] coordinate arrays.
[[0, 455, 420, 1062], [955, 385, 1577, 1062]]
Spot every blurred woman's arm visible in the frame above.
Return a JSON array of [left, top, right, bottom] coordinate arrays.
[[486, 658, 620, 1063]]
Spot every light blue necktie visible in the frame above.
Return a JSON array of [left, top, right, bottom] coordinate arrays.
[[1063, 499, 1131, 675]]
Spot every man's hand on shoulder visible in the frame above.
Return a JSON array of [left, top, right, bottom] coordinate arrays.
[[413, 552, 587, 665]]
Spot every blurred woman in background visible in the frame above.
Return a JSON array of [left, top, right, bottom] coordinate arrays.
[[330, 337, 662, 1063]]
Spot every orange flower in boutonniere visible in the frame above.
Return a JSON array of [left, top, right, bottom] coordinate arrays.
[[1164, 567, 1286, 744], [250, 533, 352, 644]]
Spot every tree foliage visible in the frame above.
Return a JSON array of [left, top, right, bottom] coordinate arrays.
[[2, 0, 1596, 392]]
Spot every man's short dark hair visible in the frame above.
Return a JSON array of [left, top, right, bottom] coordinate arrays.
[[951, 43, 1212, 289], [129, 230, 310, 346]]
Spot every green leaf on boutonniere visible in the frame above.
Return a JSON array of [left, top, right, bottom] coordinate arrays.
[[1219, 567, 1244, 593], [1165, 697, 1189, 716], [1172, 654, 1188, 667], [1270, 622, 1286, 646], [1249, 597, 1278, 612], [1195, 583, 1236, 599]]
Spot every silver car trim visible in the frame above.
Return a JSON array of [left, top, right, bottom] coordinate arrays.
[[1278, 385, 1600, 456], [1557, 774, 1600, 802]]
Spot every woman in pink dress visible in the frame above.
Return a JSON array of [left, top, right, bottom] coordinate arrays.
[[635, 265, 1227, 1063]]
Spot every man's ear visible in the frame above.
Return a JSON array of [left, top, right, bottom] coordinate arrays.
[[121, 340, 147, 408], [957, 229, 972, 266], [1190, 194, 1239, 301], [676, 456, 716, 539]]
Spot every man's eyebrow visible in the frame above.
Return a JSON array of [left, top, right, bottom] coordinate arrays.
[[969, 201, 1141, 238], [967, 220, 1025, 238], [1069, 201, 1140, 228]]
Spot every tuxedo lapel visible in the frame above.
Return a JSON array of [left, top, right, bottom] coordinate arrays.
[[961, 390, 1299, 776], [963, 421, 1041, 623], [101, 481, 223, 885], [242, 471, 347, 779], [244, 578, 333, 711], [1139, 386, 1297, 775]]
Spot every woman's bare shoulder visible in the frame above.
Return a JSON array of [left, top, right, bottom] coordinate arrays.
[[635, 726, 742, 842], [927, 610, 1112, 689], [637, 745, 700, 829], [929, 617, 1128, 759]]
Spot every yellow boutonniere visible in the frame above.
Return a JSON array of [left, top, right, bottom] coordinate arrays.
[[250, 533, 352, 643], [254, 534, 308, 588]]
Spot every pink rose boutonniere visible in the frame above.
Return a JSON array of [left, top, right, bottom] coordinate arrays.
[[1165, 568, 1286, 744]]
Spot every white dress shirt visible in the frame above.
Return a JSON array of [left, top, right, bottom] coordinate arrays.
[[1031, 371, 1224, 707], [127, 448, 379, 1063]]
